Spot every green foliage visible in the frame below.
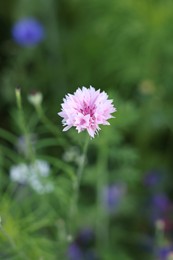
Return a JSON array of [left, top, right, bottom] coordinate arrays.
[[0, 0, 173, 259]]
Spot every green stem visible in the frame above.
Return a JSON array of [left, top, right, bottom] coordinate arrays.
[[15, 89, 35, 162], [76, 136, 90, 186], [154, 220, 165, 257], [69, 136, 90, 234]]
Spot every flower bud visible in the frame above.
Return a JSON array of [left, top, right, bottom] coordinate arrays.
[[15, 87, 22, 109], [28, 91, 43, 107]]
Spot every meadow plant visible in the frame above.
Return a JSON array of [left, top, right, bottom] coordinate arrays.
[[1, 1, 173, 258], [0, 86, 171, 259], [58, 86, 116, 238]]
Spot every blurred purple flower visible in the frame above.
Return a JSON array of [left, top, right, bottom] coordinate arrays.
[[76, 228, 95, 248], [68, 243, 98, 260], [152, 194, 170, 213], [68, 243, 83, 260], [68, 228, 99, 260], [103, 184, 126, 213], [12, 17, 45, 46], [150, 193, 170, 222], [144, 170, 163, 187], [157, 246, 173, 260]]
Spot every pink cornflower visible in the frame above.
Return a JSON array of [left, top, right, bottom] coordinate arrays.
[[58, 86, 116, 138]]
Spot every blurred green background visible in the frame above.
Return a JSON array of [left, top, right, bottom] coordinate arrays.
[[0, 0, 173, 259]]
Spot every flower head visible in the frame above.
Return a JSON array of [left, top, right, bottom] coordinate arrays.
[[149, 193, 170, 223], [10, 160, 54, 194], [152, 193, 170, 213], [28, 91, 43, 107], [10, 163, 29, 184], [12, 17, 45, 46], [58, 86, 116, 138], [157, 246, 173, 260], [76, 228, 95, 248], [67, 227, 99, 260], [67, 243, 83, 260]]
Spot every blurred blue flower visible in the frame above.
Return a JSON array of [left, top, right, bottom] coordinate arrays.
[[150, 193, 170, 222], [12, 17, 45, 46], [76, 228, 95, 248], [144, 170, 163, 187], [157, 245, 173, 260], [103, 184, 126, 213], [152, 193, 170, 213], [68, 243, 83, 260], [68, 244, 99, 260], [67, 228, 99, 260]]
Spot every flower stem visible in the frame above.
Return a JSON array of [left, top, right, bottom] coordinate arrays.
[[15, 88, 35, 162], [76, 136, 90, 186], [69, 136, 90, 234], [154, 220, 165, 258]]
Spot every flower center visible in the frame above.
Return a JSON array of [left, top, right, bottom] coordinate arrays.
[[80, 101, 95, 117], [80, 118, 87, 125]]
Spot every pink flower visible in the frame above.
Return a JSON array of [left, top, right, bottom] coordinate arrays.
[[58, 86, 116, 138]]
